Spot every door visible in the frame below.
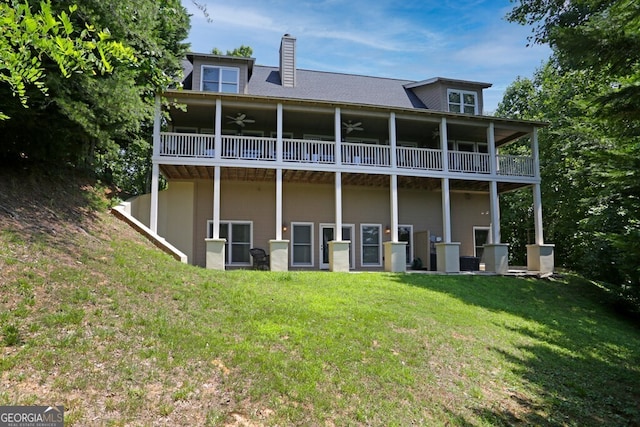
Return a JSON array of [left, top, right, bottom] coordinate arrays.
[[320, 224, 354, 269]]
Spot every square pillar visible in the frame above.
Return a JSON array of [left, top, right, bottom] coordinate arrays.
[[329, 241, 350, 272], [527, 244, 555, 274], [384, 241, 407, 273], [436, 242, 460, 273], [483, 243, 509, 274], [205, 238, 226, 270], [269, 240, 289, 272]]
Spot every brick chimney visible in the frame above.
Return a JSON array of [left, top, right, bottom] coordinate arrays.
[[279, 34, 296, 87]]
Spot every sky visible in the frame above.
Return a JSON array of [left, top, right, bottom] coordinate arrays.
[[181, 0, 551, 113]]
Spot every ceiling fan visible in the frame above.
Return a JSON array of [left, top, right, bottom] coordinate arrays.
[[227, 113, 255, 127], [342, 120, 363, 134]]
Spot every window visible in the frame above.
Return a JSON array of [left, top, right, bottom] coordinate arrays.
[[292, 223, 313, 266], [474, 227, 490, 259], [361, 224, 382, 266], [207, 221, 252, 264], [201, 66, 239, 93], [398, 225, 413, 265], [448, 89, 478, 114]]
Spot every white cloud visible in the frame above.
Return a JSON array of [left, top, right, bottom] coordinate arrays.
[[181, 0, 552, 111]]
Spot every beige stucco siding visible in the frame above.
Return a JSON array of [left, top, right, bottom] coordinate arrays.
[[129, 178, 491, 269], [128, 181, 195, 263], [193, 179, 276, 267], [450, 192, 491, 256]]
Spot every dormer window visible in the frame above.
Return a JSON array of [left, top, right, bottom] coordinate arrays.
[[201, 65, 239, 93], [448, 89, 478, 114]]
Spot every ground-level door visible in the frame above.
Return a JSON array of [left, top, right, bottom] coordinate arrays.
[[320, 224, 355, 270]]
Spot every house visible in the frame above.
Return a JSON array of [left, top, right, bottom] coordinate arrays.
[[127, 34, 554, 274]]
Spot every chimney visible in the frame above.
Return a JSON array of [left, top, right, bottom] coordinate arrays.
[[279, 34, 296, 87]]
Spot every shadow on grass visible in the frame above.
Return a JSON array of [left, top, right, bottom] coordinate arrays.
[[395, 273, 640, 426]]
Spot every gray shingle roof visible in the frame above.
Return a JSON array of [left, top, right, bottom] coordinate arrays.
[[247, 66, 427, 109]]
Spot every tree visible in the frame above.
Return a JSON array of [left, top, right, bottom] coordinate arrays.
[[0, 0, 190, 196], [504, 0, 640, 300], [0, 0, 134, 119], [211, 45, 253, 57]]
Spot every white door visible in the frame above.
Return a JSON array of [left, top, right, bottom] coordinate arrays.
[[320, 224, 354, 269]]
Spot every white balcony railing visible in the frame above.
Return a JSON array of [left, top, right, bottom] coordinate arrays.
[[397, 147, 442, 170], [158, 133, 535, 178], [342, 142, 390, 167], [283, 139, 335, 163], [221, 135, 276, 161], [498, 154, 535, 177], [160, 132, 215, 157], [448, 151, 490, 174]]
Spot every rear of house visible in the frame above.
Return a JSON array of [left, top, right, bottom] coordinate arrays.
[[126, 34, 555, 274]]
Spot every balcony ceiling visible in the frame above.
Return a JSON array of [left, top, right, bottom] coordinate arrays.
[[159, 165, 528, 193], [168, 102, 531, 147]]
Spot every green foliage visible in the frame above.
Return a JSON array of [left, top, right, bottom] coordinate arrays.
[[211, 45, 254, 57], [2, 324, 21, 347], [0, 0, 190, 195], [503, 0, 640, 301], [0, 0, 134, 119]]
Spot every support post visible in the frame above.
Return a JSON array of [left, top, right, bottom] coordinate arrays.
[[277, 103, 283, 163], [276, 168, 283, 241], [526, 127, 554, 274], [214, 98, 222, 160], [334, 107, 342, 166], [205, 165, 225, 270], [150, 163, 159, 233], [149, 95, 161, 233], [212, 166, 221, 239]]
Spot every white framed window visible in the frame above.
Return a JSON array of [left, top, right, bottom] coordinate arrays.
[[207, 220, 252, 265], [447, 89, 478, 114], [292, 222, 314, 266], [201, 66, 239, 93], [398, 225, 413, 266], [361, 224, 382, 266], [473, 226, 490, 259]]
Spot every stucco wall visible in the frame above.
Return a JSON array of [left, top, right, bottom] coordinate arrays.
[[128, 181, 195, 263], [129, 179, 491, 269]]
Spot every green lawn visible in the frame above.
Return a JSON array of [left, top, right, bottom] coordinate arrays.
[[1, 204, 639, 425]]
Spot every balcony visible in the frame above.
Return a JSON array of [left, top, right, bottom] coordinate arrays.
[[157, 133, 535, 178]]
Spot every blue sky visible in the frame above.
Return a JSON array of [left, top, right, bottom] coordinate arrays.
[[181, 0, 551, 113]]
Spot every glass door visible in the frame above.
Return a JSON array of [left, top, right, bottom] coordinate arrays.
[[320, 224, 354, 269]]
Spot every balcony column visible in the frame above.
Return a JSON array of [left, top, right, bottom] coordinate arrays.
[[384, 174, 407, 272], [270, 167, 289, 271], [330, 171, 350, 272], [214, 98, 222, 160], [436, 117, 460, 272], [205, 166, 225, 270], [527, 127, 555, 273], [484, 121, 509, 273], [334, 107, 342, 167], [150, 95, 161, 233], [276, 103, 283, 163]]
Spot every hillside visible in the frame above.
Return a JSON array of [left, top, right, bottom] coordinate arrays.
[[1, 166, 640, 426]]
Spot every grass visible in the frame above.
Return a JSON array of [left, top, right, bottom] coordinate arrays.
[[1, 169, 640, 425]]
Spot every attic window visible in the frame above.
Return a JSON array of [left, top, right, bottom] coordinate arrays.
[[448, 89, 477, 114], [201, 66, 239, 93]]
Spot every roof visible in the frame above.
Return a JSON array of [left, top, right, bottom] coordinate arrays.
[[246, 66, 427, 109], [404, 77, 492, 89]]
